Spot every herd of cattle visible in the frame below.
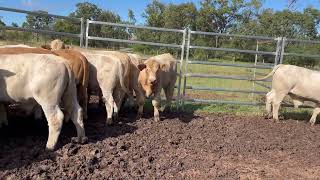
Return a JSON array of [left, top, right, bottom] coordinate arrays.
[[0, 39, 177, 150], [1, 39, 320, 151]]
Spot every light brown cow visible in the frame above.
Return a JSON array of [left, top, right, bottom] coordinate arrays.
[[77, 50, 131, 125], [0, 47, 90, 120], [255, 64, 320, 125], [137, 53, 177, 122], [52, 49, 89, 119]]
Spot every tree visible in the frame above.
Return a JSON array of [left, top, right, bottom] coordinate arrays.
[[70, 2, 101, 20], [161, 2, 197, 54], [143, 0, 165, 27], [11, 22, 18, 27], [0, 17, 5, 27], [25, 10, 54, 30], [196, 0, 262, 33], [128, 9, 136, 25]]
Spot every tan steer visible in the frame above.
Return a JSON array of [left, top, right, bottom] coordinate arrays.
[[255, 64, 320, 125], [0, 53, 86, 150], [137, 53, 177, 122]]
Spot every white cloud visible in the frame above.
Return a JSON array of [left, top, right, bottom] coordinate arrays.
[[21, 0, 34, 7]]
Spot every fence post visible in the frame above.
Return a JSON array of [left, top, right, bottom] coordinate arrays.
[[279, 37, 286, 64], [85, 19, 89, 49], [80, 17, 84, 47], [274, 37, 282, 66], [181, 27, 191, 109], [251, 40, 259, 97], [176, 28, 187, 110]]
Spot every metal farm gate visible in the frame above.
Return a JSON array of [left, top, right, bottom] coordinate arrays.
[[1, 5, 320, 109], [181, 29, 280, 106]]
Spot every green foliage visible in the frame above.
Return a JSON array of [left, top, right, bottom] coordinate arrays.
[[25, 11, 54, 30], [0, 17, 5, 27]]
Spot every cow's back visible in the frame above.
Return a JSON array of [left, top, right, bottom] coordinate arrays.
[[0, 54, 68, 102], [53, 49, 89, 87], [0, 47, 53, 55], [272, 65, 320, 102]]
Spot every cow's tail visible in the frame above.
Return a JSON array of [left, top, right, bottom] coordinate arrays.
[[81, 56, 89, 88], [251, 64, 283, 81], [117, 59, 131, 95]]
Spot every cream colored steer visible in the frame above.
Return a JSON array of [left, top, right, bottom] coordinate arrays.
[[0, 54, 86, 150], [79, 51, 131, 125], [255, 64, 320, 125]]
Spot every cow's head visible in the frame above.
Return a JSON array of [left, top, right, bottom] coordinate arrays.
[[137, 58, 169, 98]]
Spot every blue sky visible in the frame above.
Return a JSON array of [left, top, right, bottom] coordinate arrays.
[[0, 0, 319, 26]]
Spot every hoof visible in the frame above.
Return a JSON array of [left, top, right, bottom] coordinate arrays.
[[310, 121, 316, 126], [71, 136, 88, 144], [154, 117, 160, 122], [112, 113, 118, 120], [272, 119, 280, 123], [106, 118, 113, 126], [136, 113, 142, 120], [45, 145, 56, 151], [264, 114, 272, 119]]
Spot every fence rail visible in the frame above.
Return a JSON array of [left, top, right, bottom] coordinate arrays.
[[0, 6, 84, 47]]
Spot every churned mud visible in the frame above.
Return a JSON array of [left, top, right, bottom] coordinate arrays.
[[1, 102, 320, 179]]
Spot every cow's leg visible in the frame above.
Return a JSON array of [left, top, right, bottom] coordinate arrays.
[[41, 105, 64, 150], [163, 85, 174, 113], [98, 90, 104, 107], [152, 95, 161, 122], [0, 104, 8, 128], [62, 84, 86, 144], [272, 91, 287, 122], [309, 107, 320, 125], [290, 94, 303, 108], [78, 85, 88, 120], [135, 90, 145, 119], [112, 88, 122, 120], [102, 91, 114, 125], [265, 91, 273, 119], [34, 105, 43, 120], [70, 104, 87, 143]]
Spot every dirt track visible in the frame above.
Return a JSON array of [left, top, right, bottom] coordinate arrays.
[[1, 105, 320, 179]]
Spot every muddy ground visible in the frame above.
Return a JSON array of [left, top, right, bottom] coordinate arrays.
[[1, 103, 320, 179]]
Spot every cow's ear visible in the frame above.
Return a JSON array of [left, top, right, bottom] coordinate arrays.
[[160, 64, 170, 72], [138, 64, 146, 71]]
